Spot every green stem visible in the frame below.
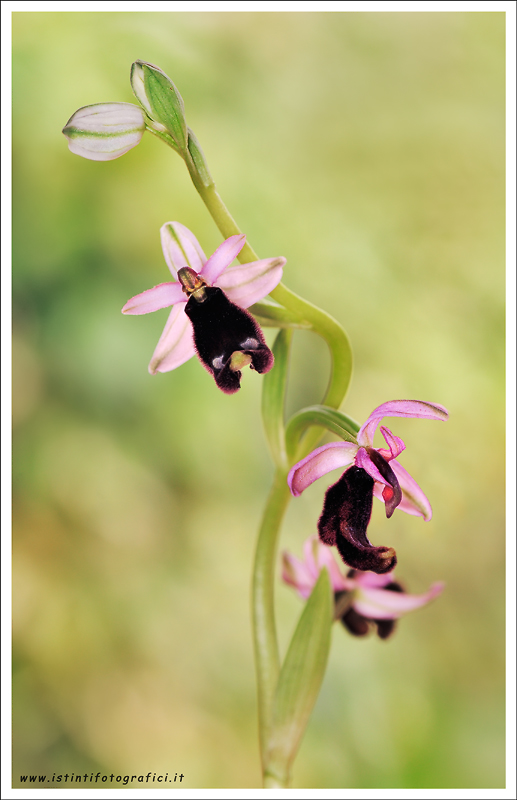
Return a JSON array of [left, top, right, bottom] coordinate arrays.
[[270, 284, 353, 460], [285, 406, 360, 463], [251, 468, 291, 769]]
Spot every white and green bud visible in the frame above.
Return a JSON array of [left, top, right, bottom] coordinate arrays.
[[130, 61, 188, 152], [62, 102, 146, 162]]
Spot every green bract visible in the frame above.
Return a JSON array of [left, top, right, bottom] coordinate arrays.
[[264, 568, 333, 787], [130, 61, 188, 152]]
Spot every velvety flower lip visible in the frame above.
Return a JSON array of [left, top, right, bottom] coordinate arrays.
[[287, 399, 448, 573], [283, 536, 444, 639], [122, 222, 285, 385], [318, 465, 397, 574]]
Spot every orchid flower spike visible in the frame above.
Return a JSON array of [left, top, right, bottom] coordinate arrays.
[[283, 536, 444, 640], [122, 222, 285, 393], [288, 400, 448, 573]]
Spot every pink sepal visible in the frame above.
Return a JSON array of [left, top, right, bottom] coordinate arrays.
[[160, 222, 207, 278], [357, 400, 449, 447], [216, 257, 285, 308], [121, 282, 185, 315], [353, 581, 444, 620], [200, 235, 246, 285], [148, 304, 195, 375], [304, 536, 349, 593], [282, 552, 317, 600], [287, 441, 358, 497], [282, 536, 349, 598], [373, 460, 433, 519]]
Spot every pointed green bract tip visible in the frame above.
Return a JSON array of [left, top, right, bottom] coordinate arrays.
[[130, 60, 188, 152]]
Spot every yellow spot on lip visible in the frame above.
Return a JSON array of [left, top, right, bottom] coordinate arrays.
[[230, 351, 252, 372], [380, 548, 396, 560]]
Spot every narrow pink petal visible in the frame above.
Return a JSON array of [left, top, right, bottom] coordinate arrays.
[[200, 235, 246, 284], [353, 582, 444, 620], [216, 257, 285, 307], [357, 400, 449, 447], [373, 460, 433, 520], [378, 426, 405, 460], [355, 570, 395, 589], [282, 551, 315, 599], [287, 442, 358, 497], [304, 536, 349, 593], [148, 304, 196, 374], [121, 282, 185, 315], [355, 447, 391, 487], [160, 222, 207, 279]]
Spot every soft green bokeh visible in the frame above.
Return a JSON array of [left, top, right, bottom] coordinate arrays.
[[12, 11, 505, 789]]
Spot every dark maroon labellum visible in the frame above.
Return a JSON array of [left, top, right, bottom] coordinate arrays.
[[184, 285, 274, 394], [318, 466, 397, 574]]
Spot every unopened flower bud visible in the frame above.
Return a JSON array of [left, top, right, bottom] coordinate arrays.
[[62, 103, 146, 162], [130, 61, 188, 152]]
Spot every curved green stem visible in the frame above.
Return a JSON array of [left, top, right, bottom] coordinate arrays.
[[285, 406, 360, 462], [269, 283, 352, 459], [251, 468, 291, 766]]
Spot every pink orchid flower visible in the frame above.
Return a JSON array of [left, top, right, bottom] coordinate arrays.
[[122, 222, 285, 392], [287, 400, 448, 573], [283, 535, 444, 639]]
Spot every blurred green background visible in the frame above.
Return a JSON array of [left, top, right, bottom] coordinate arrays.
[[12, 11, 505, 789]]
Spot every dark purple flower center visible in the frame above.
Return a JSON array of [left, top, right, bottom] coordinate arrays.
[[184, 285, 273, 394], [318, 466, 397, 574]]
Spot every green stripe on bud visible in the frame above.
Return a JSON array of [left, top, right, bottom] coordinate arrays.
[[62, 103, 146, 162], [131, 61, 188, 152]]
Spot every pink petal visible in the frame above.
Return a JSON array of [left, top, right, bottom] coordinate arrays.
[[373, 460, 433, 520], [160, 222, 207, 279], [200, 235, 246, 285], [354, 570, 395, 589], [121, 282, 185, 315], [282, 551, 316, 599], [304, 536, 349, 593], [353, 582, 444, 620], [215, 257, 285, 308], [357, 400, 449, 447], [377, 426, 405, 460], [287, 442, 358, 497], [148, 304, 196, 374], [355, 447, 392, 488]]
